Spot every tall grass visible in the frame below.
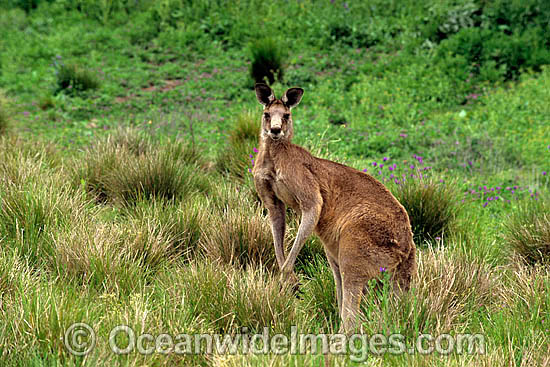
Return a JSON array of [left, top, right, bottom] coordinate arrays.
[[391, 176, 463, 245], [75, 130, 209, 205], [504, 198, 550, 265], [360, 248, 499, 338], [0, 90, 10, 135], [216, 111, 258, 182], [200, 198, 274, 270], [157, 261, 298, 334]]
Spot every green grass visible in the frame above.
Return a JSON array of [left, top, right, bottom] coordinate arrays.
[[0, 0, 549, 366]]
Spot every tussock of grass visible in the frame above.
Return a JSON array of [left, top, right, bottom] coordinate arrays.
[[229, 110, 259, 145], [296, 256, 339, 329], [216, 111, 258, 181], [391, 176, 463, 245], [0, 281, 99, 360], [249, 38, 285, 85], [105, 150, 209, 206], [54, 62, 100, 95], [0, 135, 63, 185], [52, 218, 148, 291], [0, 90, 10, 135], [0, 180, 89, 265], [158, 261, 298, 334], [360, 248, 499, 337], [125, 198, 209, 262], [504, 198, 550, 265], [75, 130, 209, 205], [0, 247, 37, 299], [200, 203, 275, 270]]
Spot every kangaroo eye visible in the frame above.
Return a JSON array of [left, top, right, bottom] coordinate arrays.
[[263, 112, 270, 119], [283, 114, 290, 120]]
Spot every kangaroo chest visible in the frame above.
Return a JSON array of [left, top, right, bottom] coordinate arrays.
[[271, 170, 300, 212]]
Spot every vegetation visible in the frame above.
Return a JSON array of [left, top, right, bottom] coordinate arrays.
[[0, 0, 549, 366]]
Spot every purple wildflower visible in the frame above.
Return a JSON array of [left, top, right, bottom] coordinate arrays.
[[372, 162, 377, 167], [543, 171, 547, 176], [379, 267, 386, 272], [483, 202, 488, 208], [383, 157, 389, 162], [253, 147, 258, 153]]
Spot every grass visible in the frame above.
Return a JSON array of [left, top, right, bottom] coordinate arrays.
[[0, 0, 549, 366], [503, 198, 550, 265], [390, 175, 464, 245]]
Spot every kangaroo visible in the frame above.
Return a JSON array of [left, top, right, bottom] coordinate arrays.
[[252, 83, 416, 332]]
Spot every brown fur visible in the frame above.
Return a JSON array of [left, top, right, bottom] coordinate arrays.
[[252, 83, 416, 332]]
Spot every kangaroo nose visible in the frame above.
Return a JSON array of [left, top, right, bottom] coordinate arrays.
[[270, 127, 281, 135]]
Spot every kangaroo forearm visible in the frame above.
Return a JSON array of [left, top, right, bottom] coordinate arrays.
[[282, 207, 319, 273]]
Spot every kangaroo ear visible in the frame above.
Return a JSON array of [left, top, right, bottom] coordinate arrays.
[[255, 83, 275, 106], [282, 87, 304, 108]]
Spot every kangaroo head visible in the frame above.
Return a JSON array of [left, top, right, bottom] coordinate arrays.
[[255, 83, 304, 142]]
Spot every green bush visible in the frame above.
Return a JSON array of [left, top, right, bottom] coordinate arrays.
[[54, 61, 100, 95], [7, 0, 54, 12], [391, 176, 463, 245], [504, 198, 550, 265], [437, 27, 550, 82], [249, 38, 286, 85]]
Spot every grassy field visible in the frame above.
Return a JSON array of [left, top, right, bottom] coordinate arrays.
[[0, 0, 549, 366]]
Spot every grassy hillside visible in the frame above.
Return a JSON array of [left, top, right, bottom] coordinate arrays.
[[0, 0, 549, 366]]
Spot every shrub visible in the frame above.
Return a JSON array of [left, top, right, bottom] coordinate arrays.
[[8, 0, 53, 12], [436, 27, 550, 83], [249, 38, 285, 85], [53, 60, 100, 95], [390, 176, 463, 245], [504, 198, 550, 265]]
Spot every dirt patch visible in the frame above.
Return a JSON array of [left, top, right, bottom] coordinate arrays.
[[115, 79, 184, 103]]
